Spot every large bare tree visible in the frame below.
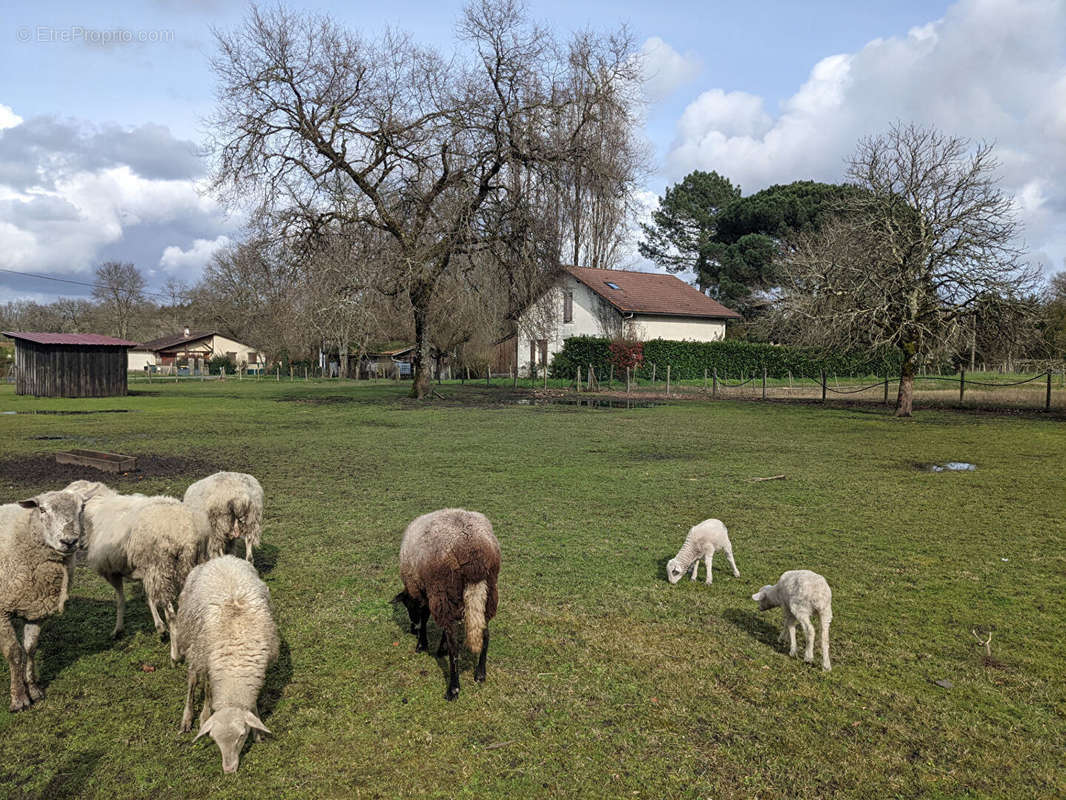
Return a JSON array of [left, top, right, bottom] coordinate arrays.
[[208, 0, 640, 398], [92, 261, 146, 340], [777, 123, 1037, 415]]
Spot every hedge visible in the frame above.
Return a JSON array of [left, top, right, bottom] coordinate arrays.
[[549, 336, 904, 381]]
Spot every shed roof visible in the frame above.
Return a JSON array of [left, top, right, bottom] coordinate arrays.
[[2, 331, 139, 347], [564, 267, 742, 319]]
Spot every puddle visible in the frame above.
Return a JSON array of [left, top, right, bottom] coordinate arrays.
[[0, 409, 137, 415], [513, 397, 660, 409], [917, 462, 977, 472]]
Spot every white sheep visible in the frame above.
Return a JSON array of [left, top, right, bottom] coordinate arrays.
[[0, 490, 83, 711], [173, 555, 278, 774], [666, 519, 740, 585], [66, 481, 208, 641], [396, 509, 501, 701], [752, 570, 833, 671], [183, 472, 265, 561]]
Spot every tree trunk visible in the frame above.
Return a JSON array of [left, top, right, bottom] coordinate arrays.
[[895, 341, 917, 417], [410, 294, 431, 399], [340, 338, 349, 380]]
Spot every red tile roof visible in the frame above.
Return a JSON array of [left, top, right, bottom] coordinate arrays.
[[2, 331, 139, 347], [564, 267, 742, 319]]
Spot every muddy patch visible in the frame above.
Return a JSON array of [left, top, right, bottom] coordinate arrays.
[[0, 453, 224, 489]]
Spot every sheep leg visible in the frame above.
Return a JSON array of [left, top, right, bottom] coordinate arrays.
[[704, 552, 714, 584], [200, 680, 213, 727], [783, 611, 798, 657], [689, 560, 699, 581], [106, 574, 126, 638], [820, 614, 832, 672], [0, 616, 30, 712], [725, 547, 740, 578], [21, 623, 43, 702], [415, 606, 430, 653], [181, 670, 198, 732], [474, 629, 489, 683], [799, 615, 816, 664], [442, 629, 460, 701], [165, 604, 178, 665]]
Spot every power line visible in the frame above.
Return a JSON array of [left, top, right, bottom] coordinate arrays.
[[0, 267, 180, 302]]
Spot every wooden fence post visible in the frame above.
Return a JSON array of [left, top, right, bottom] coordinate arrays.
[[712, 367, 718, 398], [276, 366, 279, 382], [626, 366, 631, 394], [290, 365, 294, 382], [576, 365, 582, 392], [959, 369, 965, 403], [666, 365, 671, 396], [762, 366, 767, 400], [651, 363, 656, 385], [1047, 371, 1052, 411], [609, 364, 614, 388], [820, 369, 826, 403], [588, 363, 594, 391], [543, 368, 548, 390]]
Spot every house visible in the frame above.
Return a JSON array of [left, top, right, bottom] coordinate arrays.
[[3, 331, 139, 397], [133, 329, 265, 375], [356, 345, 450, 379], [512, 266, 741, 375]]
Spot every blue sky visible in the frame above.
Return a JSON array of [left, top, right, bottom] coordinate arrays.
[[2, 0, 1063, 302]]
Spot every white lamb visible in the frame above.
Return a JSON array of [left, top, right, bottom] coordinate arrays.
[[666, 519, 740, 585], [183, 472, 264, 561], [173, 555, 278, 774], [752, 569, 833, 671], [65, 481, 208, 641], [0, 490, 83, 712]]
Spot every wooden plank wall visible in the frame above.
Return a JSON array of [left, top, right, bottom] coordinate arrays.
[[15, 342, 129, 397]]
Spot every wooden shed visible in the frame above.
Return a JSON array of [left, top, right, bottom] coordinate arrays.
[[3, 332, 139, 398]]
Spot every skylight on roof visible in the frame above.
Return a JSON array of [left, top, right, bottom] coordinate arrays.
[[604, 281, 620, 290]]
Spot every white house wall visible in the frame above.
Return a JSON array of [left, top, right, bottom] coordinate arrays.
[[127, 350, 155, 371], [627, 315, 726, 342], [209, 335, 264, 367]]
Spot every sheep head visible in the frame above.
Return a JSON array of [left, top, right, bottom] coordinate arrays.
[[19, 491, 83, 556], [751, 585, 777, 611], [665, 558, 687, 584], [194, 706, 270, 774]]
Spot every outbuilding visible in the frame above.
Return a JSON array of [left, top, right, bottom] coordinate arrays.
[[2, 331, 139, 398]]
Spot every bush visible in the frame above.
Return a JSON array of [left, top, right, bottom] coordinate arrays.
[[550, 336, 903, 380], [207, 354, 236, 374]]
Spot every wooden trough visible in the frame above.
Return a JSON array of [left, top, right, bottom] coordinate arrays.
[[55, 449, 137, 473]]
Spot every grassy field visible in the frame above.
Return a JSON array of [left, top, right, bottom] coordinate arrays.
[[0, 380, 1063, 799]]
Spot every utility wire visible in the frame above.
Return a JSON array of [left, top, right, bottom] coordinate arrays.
[[0, 267, 180, 302]]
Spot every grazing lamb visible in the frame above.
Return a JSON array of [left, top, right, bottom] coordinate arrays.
[[0, 490, 83, 711], [666, 518, 740, 585], [66, 481, 208, 641], [173, 555, 278, 774], [183, 472, 264, 561], [395, 509, 501, 701], [752, 570, 833, 671]]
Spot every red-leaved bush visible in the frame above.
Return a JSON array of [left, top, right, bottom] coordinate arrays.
[[609, 339, 644, 374]]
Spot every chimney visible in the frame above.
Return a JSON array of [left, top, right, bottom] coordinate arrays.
[[183, 327, 190, 337]]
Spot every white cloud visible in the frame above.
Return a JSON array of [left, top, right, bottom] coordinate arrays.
[[640, 37, 701, 103], [664, 0, 1066, 266], [159, 235, 231, 274], [0, 104, 21, 131]]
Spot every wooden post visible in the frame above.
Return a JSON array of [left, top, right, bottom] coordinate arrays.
[[959, 369, 965, 403], [651, 363, 656, 385], [290, 365, 294, 382], [276, 366, 280, 382], [626, 366, 631, 394], [465, 366, 469, 383], [577, 365, 582, 391], [762, 366, 767, 400], [588, 364, 594, 391], [609, 364, 614, 387], [543, 368, 548, 390], [1047, 371, 1052, 411], [712, 367, 718, 398], [666, 365, 671, 396], [788, 370, 792, 392], [820, 369, 826, 403], [512, 365, 517, 389]]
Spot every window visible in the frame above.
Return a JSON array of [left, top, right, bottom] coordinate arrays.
[[563, 290, 573, 323], [604, 281, 620, 290]]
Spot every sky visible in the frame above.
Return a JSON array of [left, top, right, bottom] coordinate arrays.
[[1, 0, 1064, 304]]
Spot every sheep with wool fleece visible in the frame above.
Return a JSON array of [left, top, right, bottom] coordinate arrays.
[[0, 490, 83, 711], [183, 472, 265, 561], [666, 518, 740, 585], [752, 569, 833, 671], [173, 555, 278, 774]]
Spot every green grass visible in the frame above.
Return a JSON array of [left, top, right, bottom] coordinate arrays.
[[0, 381, 1064, 799]]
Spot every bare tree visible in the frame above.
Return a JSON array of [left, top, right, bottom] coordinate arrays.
[[209, 0, 640, 398], [776, 123, 1037, 415], [92, 261, 145, 340]]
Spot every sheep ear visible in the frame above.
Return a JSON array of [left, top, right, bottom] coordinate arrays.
[[751, 591, 762, 601], [18, 498, 39, 509], [244, 711, 270, 735], [193, 717, 215, 742]]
